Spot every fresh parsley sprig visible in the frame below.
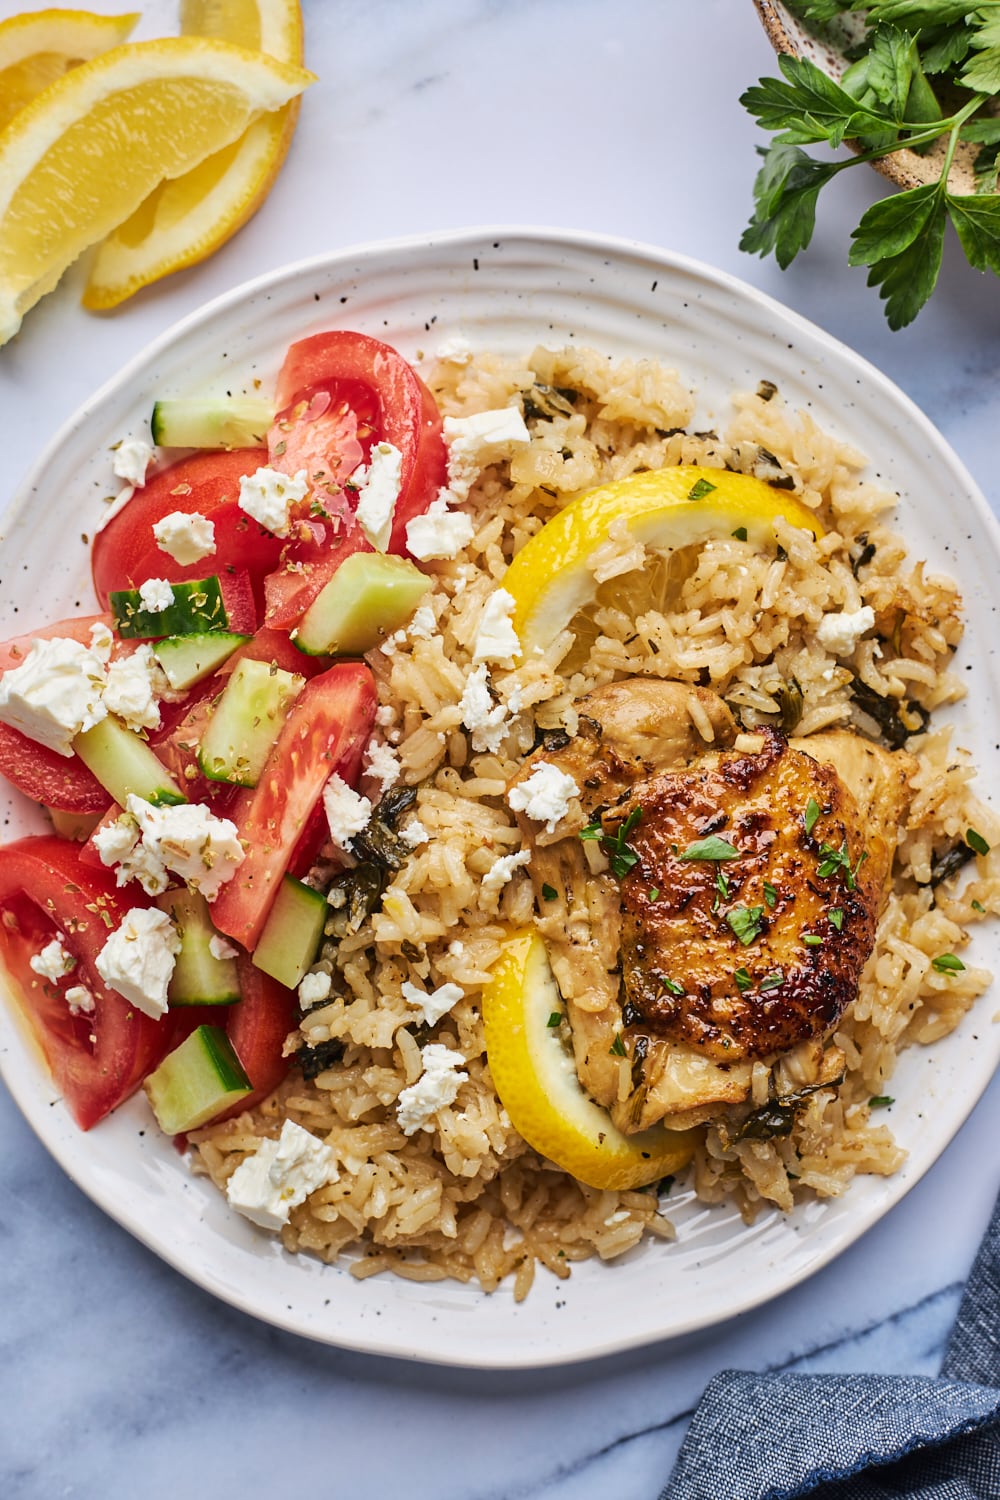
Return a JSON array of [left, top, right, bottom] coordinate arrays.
[[580, 804, 643, 881], [741, 10, 1000, 327]]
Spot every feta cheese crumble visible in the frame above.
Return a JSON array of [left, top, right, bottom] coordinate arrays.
[[353, 441, 403, 552], [137, 578, 174, 614], [30, 937, 75, 983], [102, 644, 166, 732], [238, 465, 309, 536], [152, 510, 216, 565], [458, 663, 516, 753], [400, 980, 463, 1026], [112, 439, 154, 487], [95, 907, 181, 1020], [65, 985, 95, 1016], [400, 817, 429, 849], [396, 1043, 468, 1136], [208, 933, 239, 962], [323, 774, 372, 848], [481, 849, 532, 894], [225, 1119, 338, 1232], [508, 761, 580, 834], [363, 737, 401, 794], [816, 605, 876, 656], [472, 588, 520, 666], [0, 635, 108, 755], [298, 970, 332, 1007], [405, 496, 475, 561], [94, 796, 245, 899]]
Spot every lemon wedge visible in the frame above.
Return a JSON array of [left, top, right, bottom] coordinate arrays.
[[483, 929, 697, 1191], [83, 0, 305, 310], [0, 8, 140, 133], [503, 465, 823, 660], [0, 37, 315, 345]]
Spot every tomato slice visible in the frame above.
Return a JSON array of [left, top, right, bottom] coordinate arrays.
[[263, 331, 446, 627], [218, 955, 298, 1119], [210, 661, 377, 951], [0, 616, 115, 814], [0, 836, 170, 1128], [91, 448, 281, 615]]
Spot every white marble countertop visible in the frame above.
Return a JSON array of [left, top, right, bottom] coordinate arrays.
[[1, 2, 999, 1496]]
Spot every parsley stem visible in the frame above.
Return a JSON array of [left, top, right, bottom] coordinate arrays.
[[844, 94, 986, 174]]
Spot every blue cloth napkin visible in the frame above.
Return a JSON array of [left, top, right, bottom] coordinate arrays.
[[663, 1191, 1000, 1499]]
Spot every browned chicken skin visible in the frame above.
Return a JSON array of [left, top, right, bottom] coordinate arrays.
[[510, 679, 916, 1135]]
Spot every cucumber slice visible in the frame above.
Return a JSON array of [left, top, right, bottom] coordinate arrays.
[[151, 397, 275, 450], [153, 632, 251, 691], [73, 716, 185, 808], [197, 658, 304, 787], [111, 576, 228, 639], [144, 1024, 252, 1134], [252, 875, 327, 990], [157, 889, 241, 1006], [47, 806, 104, 842], [294, 552, 431, 656]]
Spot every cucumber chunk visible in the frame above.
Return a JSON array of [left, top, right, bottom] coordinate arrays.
[[73, 716, 185, 807], [294, 552, 431, 656], [151, 397, 275, 450], [197, 657, 304, 787], [153, 631, 251, 691], [252, 875, 327, 990], [157, 889, 241, 1006], [144, 1024, 252, 1134], [111, 576, 228, 639]]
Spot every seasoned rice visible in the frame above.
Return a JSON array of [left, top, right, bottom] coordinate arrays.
[[190, 345, 997, 1295]]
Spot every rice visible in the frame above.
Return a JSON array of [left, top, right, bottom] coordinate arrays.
[[190, 344, 996, 1295]]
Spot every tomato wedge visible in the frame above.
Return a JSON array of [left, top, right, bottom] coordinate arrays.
[[210, 661, 377, 951], [0, 616, 114, 814], [91, 448, 281, 615], [264, 330, 446, 626], [0, 836, 169, 1128], [220, 956, 298, 1119]]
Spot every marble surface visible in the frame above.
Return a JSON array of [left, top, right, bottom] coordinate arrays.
[[1, 2, 999, 1496]]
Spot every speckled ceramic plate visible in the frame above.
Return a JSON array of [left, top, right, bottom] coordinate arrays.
[[0, 228, 998, 1368]]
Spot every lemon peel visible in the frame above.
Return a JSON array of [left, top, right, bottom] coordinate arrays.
[[0, 37, 316, 345], [0, 8, 140, 133], [502, 465, 824, 660], [483, 928, 697, 1191], [84, 0, 306, 310]]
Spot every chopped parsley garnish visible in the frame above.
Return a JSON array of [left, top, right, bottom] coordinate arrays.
[[688, 477, 717, 501], [759, 970, 784, 992], [660, 977, 685, 997], [932, 952, 966, 974], [648, 886, 660, 902], [804, 797, 821, 835], [716, 867, 730, 901], [802, 933, 823, 947], [541, 883, 558, 901], [546, 1012, 562, 1028], [609, 1032, 627, 1057], [680, 835, 739, 862], [829, 907, 844, 931], [763, 881, 777, 909], [817, 838, 869, 891], [869, 1096, 894, 1109], [967, 828, 991, 857], [727, 904, 764, 946], [972, 899, 987, 914], [734, 966, 752, 992], [732, 526, 748, 541], [580, 805, 643, 880]]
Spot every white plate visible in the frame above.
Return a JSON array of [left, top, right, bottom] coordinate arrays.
[[1, 228, 998, 1368]]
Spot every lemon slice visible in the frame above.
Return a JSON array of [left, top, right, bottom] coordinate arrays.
[[0, 37, 315, 345], [483, 928, 697, 1191], [84, 0, 305, 310], [503, 465, 823, 660], [0, 8, 140, 133]]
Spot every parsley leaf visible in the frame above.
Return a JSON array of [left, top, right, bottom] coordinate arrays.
[[763, 880, 778, 908], [961, 11, 1000, 94], [947, 194, 1000, 276], [688, 478, 717, 501], [580, 806, 643, 881], [804, 797, 821, 835], [869, 1094, 895, 1108], [741, 54, 891, 146], [734, 966, 753, 992], [732, 526, 749, 541], [932, 952, 966, 973], [659, 976, 685, 997], [849, 182, 949, 328], [680, 835, 740, 862], [967, 827, 991, 856], [741, 143, 839, 268], [727, 905, 765, 946], [546, 1012, 562, 1028], [759, 970, 785, 992], [848, 179, 943, 263], [829, 907, 844, 930], [541, 883, 558, 901], [802, 933, 824, 946], [609, 1032, 627, 1057]]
